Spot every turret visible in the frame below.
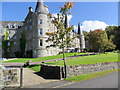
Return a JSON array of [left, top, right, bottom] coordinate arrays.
[[35, 0, 48, 15], [29, 7, 33, 12], [78, 22, 85, 52], [33, 0, 49, 57], [64, 14, 69, 29]]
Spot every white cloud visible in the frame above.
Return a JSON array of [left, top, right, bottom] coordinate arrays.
[[81, 20, 109, 32], [74, 20, 109, 32], [67, 15, 72, 22]]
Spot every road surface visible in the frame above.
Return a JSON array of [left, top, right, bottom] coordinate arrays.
[[27, 71, 119, 88]]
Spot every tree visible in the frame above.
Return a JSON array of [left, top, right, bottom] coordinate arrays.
[[20, 30, 26, 57], [2, 29, 10, 58], [46, 2, 75, 78], [105, 26, 120, 50], [89, 29, 115, 52], [113, 26, 120, 50]]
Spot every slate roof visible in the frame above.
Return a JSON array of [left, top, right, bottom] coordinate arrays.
[[0, 21, 23, 28], [35, 0, 48, 14]]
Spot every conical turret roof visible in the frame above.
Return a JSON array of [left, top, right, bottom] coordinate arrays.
[[64, 14, 69, 28], [35, 0, 48, 14], [78, 22, 83, 35]]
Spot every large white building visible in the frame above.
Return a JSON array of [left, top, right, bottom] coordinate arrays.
[[0, 0, 85, 58]]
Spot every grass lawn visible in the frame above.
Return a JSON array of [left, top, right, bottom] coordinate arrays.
[[45, 52, 118, 65], [3, 53, 88, 63], [65, 69, 119, 81], [27, 52, 118, 72], [26, 64, 41, 72]]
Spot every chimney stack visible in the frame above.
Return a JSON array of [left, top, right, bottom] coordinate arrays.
[[29, 7, 33, 12]]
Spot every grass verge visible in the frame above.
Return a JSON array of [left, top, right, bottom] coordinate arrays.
[[45, 52, 118, 65], [26, 64, 41, 72], [65, 69, 119, 81], [3, 53, 88, 63]]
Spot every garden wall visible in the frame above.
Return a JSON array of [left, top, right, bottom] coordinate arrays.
[[40, 62, 119, 79], [0, 67, 20, 88]]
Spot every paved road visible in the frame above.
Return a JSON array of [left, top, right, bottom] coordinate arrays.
[[27, 71, 119, 88]]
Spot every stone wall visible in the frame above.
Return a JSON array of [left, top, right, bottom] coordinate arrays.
[[40, 62, 119, 79], [0, 67, 19, 87], [40, 64, 63, 79]]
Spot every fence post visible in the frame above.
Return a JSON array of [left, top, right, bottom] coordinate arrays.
[[20, 67, 23, 88]]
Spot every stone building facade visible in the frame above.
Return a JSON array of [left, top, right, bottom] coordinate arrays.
[[0, 0, 85, 58]]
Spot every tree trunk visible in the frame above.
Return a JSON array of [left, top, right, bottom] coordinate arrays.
[[62, 47, 67, 78]]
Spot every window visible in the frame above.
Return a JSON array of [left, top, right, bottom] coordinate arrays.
[[30, 26, 32, 29], [8, 42, 10, 46], [8, 36, 10, 39], [40, 39, 43, 46], [0, 36, 2, 39], [27, 20, 29, 23], [14, 36, 16, 39], [40, 20, 42, 24], [40, 28, 42, 35], [25, 27, 27, 30], [33, 22, 34, 25], [30, 19, 32, 22], [9, 30, 11, 33], [14, 42, 17, 45], [0, 30, 2, 33]]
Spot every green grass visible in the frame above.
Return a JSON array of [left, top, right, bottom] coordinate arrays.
[[3, 53, 88, 63], [65, 69, 119, 81], [45, 52, 118, 65], [26, 64, 41, 72]]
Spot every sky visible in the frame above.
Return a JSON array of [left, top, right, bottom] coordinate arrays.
[[1, 1, 118, 32]]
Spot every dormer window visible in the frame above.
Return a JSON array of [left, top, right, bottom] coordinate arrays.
[[40, 20, 42, 24], [12, 25, 14, 28], [14, 23, 18, 28], [8, 23, 12, 28], [40, 28, 42, 35], [6, 26, 9, 28]]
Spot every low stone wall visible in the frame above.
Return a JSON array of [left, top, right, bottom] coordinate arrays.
[[66, 62, 119, 78], [40, 62, 119, 79], [0, 67, 19, 87], [40, 64, 63, 79]]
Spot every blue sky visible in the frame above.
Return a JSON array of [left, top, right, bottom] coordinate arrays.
[[1, 2, 118, 31]]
